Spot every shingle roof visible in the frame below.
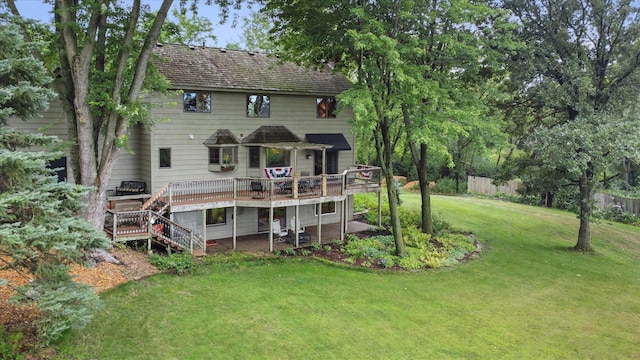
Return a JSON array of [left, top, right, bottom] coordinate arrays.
[[203, 129, 241, 146], [152, 43, 352, 95], [242, 125, 301, 144]]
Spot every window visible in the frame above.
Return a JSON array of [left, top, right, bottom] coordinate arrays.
[[206, 208, 226, 225], [159, 148, 171, 168], [266, 148, 290, 167], [249, 147, 260, 168], [208, 146, 237, 170], [247, 94, 270, 117], [317, 97, 337, 118], [316, 202, 336, 215], [183, 91, 211, 112]]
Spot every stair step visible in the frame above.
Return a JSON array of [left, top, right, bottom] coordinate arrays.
[[191, 250, 206, 257]]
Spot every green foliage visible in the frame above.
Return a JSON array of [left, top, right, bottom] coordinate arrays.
[[339, 229, 475, 271], [0, 17, 55, 125], [593, 207, 640, 227], [149, 252, 196, 275], [12, 278, 103, 347], [0, 326, 24, 360], [342, 235, 395, 260], [299, 249, 311, 256], [432, 178, 466, 195], [0, 18, 109, 347]]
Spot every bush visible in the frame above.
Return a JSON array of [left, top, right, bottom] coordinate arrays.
[[149, 252, 196, 275], [12, 278, 103, 347], [432, 178, 467, 194], [594, 206, 640, 226], [0, 326, 24, 360]]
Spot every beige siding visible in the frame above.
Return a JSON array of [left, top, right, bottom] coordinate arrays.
[[145, 92, 355, 193], [106, 124, 149, 191], [7, 100, 69, 141], [204, 203, 343, 240]]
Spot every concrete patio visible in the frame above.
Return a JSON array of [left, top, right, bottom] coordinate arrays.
[[205, 221, 377, 253]]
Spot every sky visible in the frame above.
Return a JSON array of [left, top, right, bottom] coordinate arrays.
[[13, 0, 250, 47]]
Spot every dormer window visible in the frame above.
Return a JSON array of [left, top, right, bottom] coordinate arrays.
[[247, 94, 270, 117]]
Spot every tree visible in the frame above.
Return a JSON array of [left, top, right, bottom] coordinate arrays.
[[501, 0, 640, 250], [226, 11, 275, 51], [266, 0, 414, 255], [529, 112, 640, 250], [397, 0, 515, 233], [267, 0, 514, 241], [0, 16, 109, 345], [8, 0, 243, 231], [146, 8, 217, 46]]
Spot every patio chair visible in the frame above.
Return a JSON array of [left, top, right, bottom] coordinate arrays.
[[289, 216, 305, 235], [272, 219, 289, 242], [289, 216, 309, 245], [298, 171, 318, 193], [251, 180, 265, 198]]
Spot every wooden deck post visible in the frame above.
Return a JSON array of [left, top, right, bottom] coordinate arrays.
[[112, 212, 117, 242]]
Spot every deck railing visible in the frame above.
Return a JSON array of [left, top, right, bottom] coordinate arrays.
[[139, 166, 380, 209], [104, 209, 205, 253]]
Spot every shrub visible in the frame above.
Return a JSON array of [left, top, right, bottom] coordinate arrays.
[[0, 326, 24, 360], [402, 226, 432, 248], [12, 278, 103, 347], [437, 233, 476, 254], [149, 252, 196, 275], [432, 178, 466, 194], [398, 256, 424, 270], [432, 213, 453, 235], [594, 206, 640, 226]]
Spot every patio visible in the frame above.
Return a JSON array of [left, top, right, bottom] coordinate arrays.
[[205, 221, 376, 253]]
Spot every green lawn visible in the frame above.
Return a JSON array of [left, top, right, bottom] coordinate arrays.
[[56, 195, 640, 359]]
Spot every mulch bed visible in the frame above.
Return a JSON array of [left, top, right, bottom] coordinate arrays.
[[1, 247, 161, 356]]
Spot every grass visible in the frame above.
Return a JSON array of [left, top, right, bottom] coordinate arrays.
[[55, 195, 640, 359]]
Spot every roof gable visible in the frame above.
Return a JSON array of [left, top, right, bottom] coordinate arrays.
[[152, 44, 352, 95]]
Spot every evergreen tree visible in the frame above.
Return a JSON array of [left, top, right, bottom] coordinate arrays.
[[0, 16, 109, 346]]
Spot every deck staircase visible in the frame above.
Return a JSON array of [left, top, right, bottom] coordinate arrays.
[[104, 208, 206, 256]]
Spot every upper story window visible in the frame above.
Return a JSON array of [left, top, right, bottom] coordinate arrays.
[[317, 97, 337, 118], [247, 94, 270, 117], [184, 91, 211, 112]]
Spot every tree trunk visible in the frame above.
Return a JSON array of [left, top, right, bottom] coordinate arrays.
[[416, 143, 433, 234], [402, 107, 433, 234], [575, 168, 594, 251], [51, 0, 173, 231], [376, 118, 405, 257]]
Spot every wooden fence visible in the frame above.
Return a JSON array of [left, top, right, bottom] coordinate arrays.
[[594, 193, 640, 215], [467, 176, 522, 196]]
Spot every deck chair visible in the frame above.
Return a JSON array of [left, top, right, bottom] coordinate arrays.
[[289, 216, 309, 245], [251, 180, 265, 198], [272, 219, 289, 242], [290, 216, 305, 235], [298, 171, 317, 193]]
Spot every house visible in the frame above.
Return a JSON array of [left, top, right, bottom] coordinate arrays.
[[8, 44, 381, 254]]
